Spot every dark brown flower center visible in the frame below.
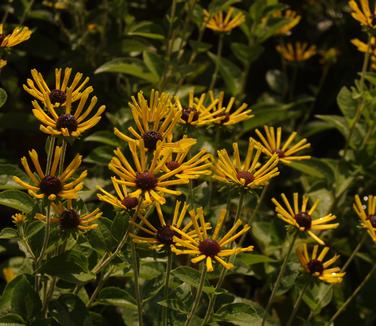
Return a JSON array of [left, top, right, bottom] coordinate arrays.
[[166, 160, 181, 171], [49, 89, 67, 105], [367, 214, 376, 228], [294, 211, 312, 230], [307, 259, 324, 275], [181, 107, 199, 123], [142, 130, 163, 151], [59, 209, 80, 230], [199, 238, 221, 257], [156, 225, 177, 245], [274, 149, 285, 158], [39, 175, 63, 196], [135, 172, 158, 191], [216, 112, 230, 124], [236, 170, 255, 185], [121, 196, 139, 209], [56, 114, 78, 132]]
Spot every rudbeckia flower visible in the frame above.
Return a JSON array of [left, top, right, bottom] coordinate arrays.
[[109, 141, 189, 205], [114, 90, 180, 151], [0, 24, 31, 48], [203, 7, 245, 33], [272, 193, 339, 245], [353, 194, 376, 243], [11, 213, 26, 224], [297, 244, 345, 283], [171, 208, 254, 272], [36, 200, 102, 231], [276, 42, 316, 62], [213, 139, 279, 190], [275, 9, 301, 36], [207, 91, 254, 126], [253, 126, 311, 164], [31, 86, 105, 138], [23, 68, 91, 107], [13, 146, 87, 201], [349, 0, 376, 29]]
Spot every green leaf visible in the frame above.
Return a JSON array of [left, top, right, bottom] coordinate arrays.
[[215, 302, 263, 325], [315, 115, 349, 138], [303, 283, 333, 315], [0, 190, 35, 213], [0, 88, 7, 108], [84, 130, 122, 147], [289, 159, 334, 181], [143, 51, 164, 80], [0, 227, 18, 239], [86, 217, 116, 252], [0, 313, 25, 325], [127, 21, 165, 40], [111, 213, 129, 242], [189, 40, 212, 53], [236, 253, 276, 266], [172, 266, 215, 294], [231, 43, 264, 65], [266, 69, 287, 95], [122, 38, 151, 53], [84, 146, 113, 166], [337, 86, 357, 122], [95, 287, 136, 309], [0, 275, 41, 321]]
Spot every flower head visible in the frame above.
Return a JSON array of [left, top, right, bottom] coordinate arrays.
[[353, 194, 376, 243], [204, 7, 245, 33], [272, 193, 339, 245], [213, 139, 279, 190], [319, 48, 340, 65], [36, 200, 102, 231], [13, 146, 87, 201], [11, 213, 26, 224], [0, 59, 7, 69], [171, 208, 254, 272], [297, 244, 345, 283], [253, 126, 311, 164], [349, 0, 376, 29], [275, 9, 301, 35], [0, 24, 31, 48], [276, 42, 316, 62]]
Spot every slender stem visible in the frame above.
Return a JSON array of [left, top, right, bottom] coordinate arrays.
[[201, 266, 227, 325], [261, 230, 299, 326], [207, 128, 221, 211], [162, 251, 173, 326], [326, 264, 376, 325], [86, 272, 106, 308], [20, 0, 35, 24], [185, 266, 207, 326], [286, 279, 310, 326], [235, 191, 245, 221], [19, 224, 36, 260], [36, 203, 52, 265], [45, 136, 56, 175], [42, 276, 57, 317], [209, 33, 224, 90], [58, 139, 67, 176], [131, 240, 143, 326]]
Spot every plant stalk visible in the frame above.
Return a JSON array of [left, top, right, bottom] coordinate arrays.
[[162, 250, 173, 326], [131, 240, 143, 326], [286, 279, 310, 326], [209, 33, 224, 90]]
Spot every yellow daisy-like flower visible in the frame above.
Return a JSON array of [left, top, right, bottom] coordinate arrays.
[[43, 0, 68, 10], [349, 0, 376, 29], [23, 68, 91, 107], [272, 193, 339, 245], [297, 244, 345, 284], [276, 42, 317, 62], [207, 91, 254, 126], [253, 126, 311, 164], [175, 91, 225, 126], [351, 37, 376, 54], [0, 59, 7, 69], [31, 86, 105, 138], [213, 139, 280, 190], [109, 141, 189, 205], [11, 213, 26, 224], [353, 194, 376, 243], [204, 7, 245, 33], [13, 146, 87, 201], [35, 200, 102, 231], [275, 9, 301, 35], [97, 176, 142, 211], [171, 208, 254, 272], [114, 90, 180, 151], [0, 24, 31, 48]]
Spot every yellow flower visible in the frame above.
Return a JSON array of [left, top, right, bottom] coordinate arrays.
[[213, 139, 279, 190], [276, 42, 317, 62], [175, 90, 225, 126], [349, 0, 376, 29], [114, 90, 180, 151], [13, 146, 87, 201], [23, 68, 91, 107], [31, 86, 105, 138], [109, 141, 190, 205], [319, 48, 340, 65], [253, 126, 311, 164], [353, 194, 376, 243], [207, 91, 254, 126], [36, 200, 102, 231], [272, 193, 339, 245], [2, 267, 16, 283], [351, 37, 376, 54], [0, 59, 7, 69], [204, 7, 245, 33], [275, 9, 301, 35], [97, 176, 142, 210], [171, 208, 254, 272], [297, 244, 345, 284], [43, 0, 69, 10], [0, 24, 31, 48], [11, 213, 26, 224]]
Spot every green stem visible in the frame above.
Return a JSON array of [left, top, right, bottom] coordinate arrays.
[[326, 264, 376, 325], [36, 203, 52, 265], [131, 240, 143, 326], [42, 276, 56, 317], [235, 191, 245, 221], [207, 128, 221, 211], [58, 139, 67, 176], [185, 266, 207, 326], [201, 266, 227, 325], [86, 272, 106, 308], [45, 136, 56, 175], [20, 0, 35, 24], [209, 33, 224, 90], [261, 230, 299, 326], [286, 279, 310, 326], [162, 250, 173, 326]]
